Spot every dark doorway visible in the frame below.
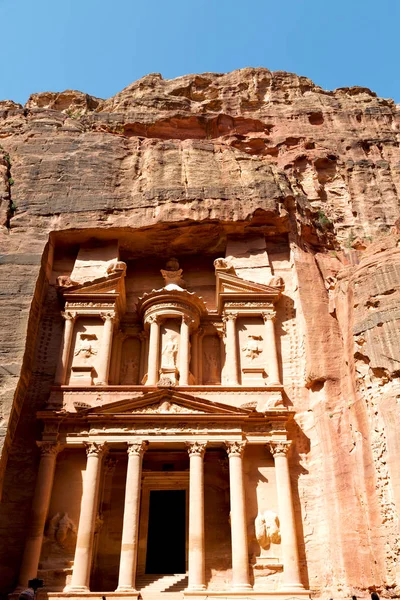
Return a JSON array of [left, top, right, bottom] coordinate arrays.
[[145, 490, 186, 574]]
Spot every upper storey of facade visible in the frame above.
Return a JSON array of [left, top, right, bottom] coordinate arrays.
[[51, 234, 288, 413]]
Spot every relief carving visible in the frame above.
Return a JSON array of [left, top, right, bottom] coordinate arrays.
[[255, 511, 281, 550], [74, 333, 98, 361], [46, 512, 77, 548], [161, 334, 179, 368], [132, 400, 205, 414], [120, 357, 140, 384], [242, 335, 263, 360]]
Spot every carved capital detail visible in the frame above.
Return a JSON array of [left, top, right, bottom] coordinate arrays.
[[268, 440, 292, 457], [84, 441, 109, 458], [146, 314, 160, 326], [262, 310, 277, 323], [127, 440, 149, 457], [222, 312, 238, 323], [100, 312, 115, 323], [186, 441, 207, 457], [37, 441, 64, 456], [181, 314, 193, 326], [61, 310, 76, 322], [225, 440, 247, 457]]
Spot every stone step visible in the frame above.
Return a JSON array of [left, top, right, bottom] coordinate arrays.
[[136, 573, 188, 595]]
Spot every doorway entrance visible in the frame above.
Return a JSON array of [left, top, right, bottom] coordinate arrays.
[[145, 489, 186, 574]]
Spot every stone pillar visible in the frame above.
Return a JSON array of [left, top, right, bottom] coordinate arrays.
[[116, 441, 148, 592], [146, 316, 160, 385], [262, 311, 281, 385], [223, 313, 239, 385], [69, 442, 108, 592], [191, 330, 199, 383], [186, 441, 207, 591], [179, 316, 191, 386], [55, 311, 76, 385], [139, 331, 148, 383], [17, 442, 63, 588], [97, 312, 115, 385], [268, 441, 304, 590], [225, 441, 251, 591]]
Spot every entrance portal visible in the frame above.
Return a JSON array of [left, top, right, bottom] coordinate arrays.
[[145, 489, 186, 574]]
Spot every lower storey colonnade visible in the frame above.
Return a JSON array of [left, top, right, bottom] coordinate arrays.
[[17, 438, 306, 597]]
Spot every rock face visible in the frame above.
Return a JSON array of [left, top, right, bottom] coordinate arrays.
[[0, 68, 399, 598]]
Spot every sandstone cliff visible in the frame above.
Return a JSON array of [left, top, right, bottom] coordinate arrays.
[[0, 68, 399, 598]]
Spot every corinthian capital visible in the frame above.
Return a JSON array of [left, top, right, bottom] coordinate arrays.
[[225, 440, 247, 457], [37, 441, 64, 456], [100, 312, 115, 323], [261, 310, 276, 323], [222, 312, 238, 323], [61, 310, 76, 322], [268, 440, 292, 457], [186, 441, 207, 457], [127, 440, 149, 457], [84, 441, 109, 458]]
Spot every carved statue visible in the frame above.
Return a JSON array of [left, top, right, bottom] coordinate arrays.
[[205, 352, 219, 383], [74, 333, 97, 360], [121, 357, 139, 384], [255, 510, 281, 550], [242, 335, 263, 360], [161, 335, 178, 368], [47, 512, 77, 547], [268, 275, 285, 290]]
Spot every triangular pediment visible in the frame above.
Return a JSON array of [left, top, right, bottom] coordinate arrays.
[[216, 271, 281, 311], [63, 271, 124, 296], [87, 389, 250, 416]]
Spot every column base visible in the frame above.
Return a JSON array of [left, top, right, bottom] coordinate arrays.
[[279, 583, 306, 592], [65, 587, 90, 593], [187, 585, 206, 591], [115, 588, 138, 593], [232, 584, 253, 591]]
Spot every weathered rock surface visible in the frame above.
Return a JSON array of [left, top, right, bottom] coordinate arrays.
[[0, 68, 399, 598]]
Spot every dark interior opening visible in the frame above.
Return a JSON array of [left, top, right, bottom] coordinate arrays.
[[145, 490, 186, 574]]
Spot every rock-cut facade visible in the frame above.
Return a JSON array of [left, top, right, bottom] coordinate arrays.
[[0, 68, 399, 600]]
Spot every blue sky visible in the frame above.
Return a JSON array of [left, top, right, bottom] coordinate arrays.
[[1, 0, 399, 105]]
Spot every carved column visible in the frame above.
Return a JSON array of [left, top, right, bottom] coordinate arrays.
[[69, 442, 108, 592], [262, 311, 281, 385], [17, 442, 63, 588], [55, 311, 76, 385], [268, 441, 304, 590], [97, 312, 115, 385], [223, 313, 239, 385], [225, 441, 251, 590], [186, 441, 207, 591], [116, 441, 148, 592], [139, 331, 148, 383], [191, 329, 199, 383], [179, 315, 191, 386], [146, 316, 160, 385]]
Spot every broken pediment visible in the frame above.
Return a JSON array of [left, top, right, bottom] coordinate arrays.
[[215, 270, 283, 313], [86, 389, 251, 416], [58, 263, 127, 316]]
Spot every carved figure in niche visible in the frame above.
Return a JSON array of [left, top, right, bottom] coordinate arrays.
[[121, 357, 139, 385], [74, 333, 98, 361], [160, 258, 186, 288], [161, 335, 178, 368], [205, 353, 219, 383], [242, 335, 263, 360], [255, 511, 281, 550], [203, 336, 221, 384], [46, 512, 77, 547]]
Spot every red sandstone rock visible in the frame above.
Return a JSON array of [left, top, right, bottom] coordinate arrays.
[[0, 68, 399, 599]]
